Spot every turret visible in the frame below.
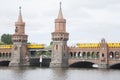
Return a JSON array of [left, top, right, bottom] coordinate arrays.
[[9, 7, 29, 67], [12, 7, 28, 43], [50, 2, 69, 67]]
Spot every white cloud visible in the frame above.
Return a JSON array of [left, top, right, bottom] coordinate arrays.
[[0, 0, 120, 45]]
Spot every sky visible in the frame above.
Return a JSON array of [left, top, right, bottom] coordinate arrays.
[[0, 0, 120, 46]]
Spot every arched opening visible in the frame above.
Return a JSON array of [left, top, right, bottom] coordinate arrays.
[[82, 52, 86, 59], [30, 51, 36, 57], [69, 61, 95, 68], [115, 51, 119, 59], [110, 63, 120, 69], [102, 53, 104, 57], [3, 53, 5, 58], [9, 53, 11, 58], [96, 52, 99, 59], [74, 52, 76, 58], [6, 53, 8, 58], [1, 53, 3, 58], [0, 61, 10, 66], [0, 53, 1, 58], [109, 51, 114, 59], [70, 52, 73, 58], [78, 52, 81, 58], [92, 52, 95, 59], [56, 45, 58, 50], [87, 52, 90, 59]]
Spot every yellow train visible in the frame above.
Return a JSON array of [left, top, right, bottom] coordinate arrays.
[[77, 43, 120, 48], [0, 43, 120, 49], [77, 43, 100, 48], [0, 45, 12, 49], [0, 44, 44, 49], [27, 44, 44, 49]]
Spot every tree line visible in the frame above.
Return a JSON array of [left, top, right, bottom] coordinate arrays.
[[0, 34, 12, 45], [0, 34, 53, 46]]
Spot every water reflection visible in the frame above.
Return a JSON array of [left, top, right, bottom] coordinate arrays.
[[0, 67, 120, 80], [50, 68, 68, 80]]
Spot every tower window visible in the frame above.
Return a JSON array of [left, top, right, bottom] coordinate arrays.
[[56, 45, 58, 50], [64, 45, 66, 50], [102, 53, 104, 57], [15, 27, 18, 33]]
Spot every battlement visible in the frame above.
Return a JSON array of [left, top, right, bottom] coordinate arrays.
[[77, 43, 120, 48], [0, 44, 44, 49]]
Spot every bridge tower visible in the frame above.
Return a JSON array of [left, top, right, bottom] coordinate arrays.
[[50, 2, 69, 67], [9, 7, 29, 66], [99, 38, 108, 68]]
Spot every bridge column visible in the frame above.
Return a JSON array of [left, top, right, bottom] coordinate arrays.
[[28, 51, 31, 58], [50, 3, 69, 68], [75, 52, 78, 58], [98, 39, 109, 69], [9, 7, 29, 67], [90, 52, 93, 59], [98, 63, 108, 68]]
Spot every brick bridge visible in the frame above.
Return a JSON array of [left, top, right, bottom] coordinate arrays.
[[0, 44, 48, 66], [1, 5, 120, 68], [68, 39, 120, 68], [1, 40, 120, 68]]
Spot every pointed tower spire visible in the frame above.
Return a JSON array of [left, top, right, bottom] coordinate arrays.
[[15, 6, 25, 34], [58, 2, 63, 19], [50, 2, 69, 68], [17, 6, 23, 22]]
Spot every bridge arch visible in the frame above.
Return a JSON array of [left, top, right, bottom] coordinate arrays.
[[0, 61, 10, 66], [109, 63, 120, 69], [69, 61, 96, 68]]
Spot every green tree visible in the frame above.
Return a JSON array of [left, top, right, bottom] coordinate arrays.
[[50, 41, 53, 45], [1, 34, 12, 44], [0, 42, 4, 45]]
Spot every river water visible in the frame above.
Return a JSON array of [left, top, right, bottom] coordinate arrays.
[[0, 67, 120, 80]]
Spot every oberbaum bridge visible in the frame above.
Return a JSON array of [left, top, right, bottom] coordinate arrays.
[[0, 4, 120, 69]]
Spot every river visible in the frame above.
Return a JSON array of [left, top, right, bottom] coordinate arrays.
[[0, 67, 120, 80]]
